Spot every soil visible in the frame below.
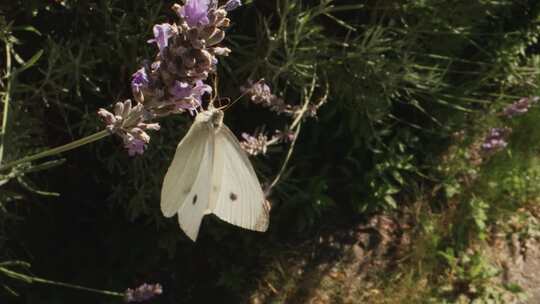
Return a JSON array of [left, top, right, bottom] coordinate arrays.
[[247, 210, 540, 304], [490, 209, 540, 304], [247, 214, 414, 303]]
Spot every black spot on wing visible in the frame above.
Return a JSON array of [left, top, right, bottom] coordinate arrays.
[[230, 192, 237, 201], [192, 194, 198, 205]]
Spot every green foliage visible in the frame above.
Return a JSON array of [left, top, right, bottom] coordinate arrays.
[[434, 249, 524, 304]]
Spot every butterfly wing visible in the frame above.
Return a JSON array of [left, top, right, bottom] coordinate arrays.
[[209, 125, 269, 232], [161, 120, 214, 241]]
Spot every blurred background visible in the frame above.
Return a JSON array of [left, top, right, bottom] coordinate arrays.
[[1, 0, 540, 303]]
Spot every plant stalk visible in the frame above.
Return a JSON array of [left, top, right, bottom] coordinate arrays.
[[0, 266, 123, 298], [0, 130, 110, 172], [0, 41, 13, 165]]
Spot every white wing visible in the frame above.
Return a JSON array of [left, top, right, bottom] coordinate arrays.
[[209, 125, 269, 232], [161, 120, 214, 241]]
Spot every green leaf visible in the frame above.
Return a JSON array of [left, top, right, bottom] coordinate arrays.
[[16, 176, 59, 197], [13, 25, 41, 36], [444, 181, 461, 198], [18, 159, 66, 174], [15, 50, 43, 74], [2, 284, 18, 297], [384, 195, 397, 208], [504, 283, 524, 293]]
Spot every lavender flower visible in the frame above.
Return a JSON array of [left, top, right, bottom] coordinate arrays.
[[131, 68, 150, 95], [304, 102, 323, 118], [124, 283, 163, 303], [243, 80, 272, 103], [191, 80, 212, 100], [275, 129, 296, 142], [213, 47, 231, 56], [176, 0, 211, 27], [503, 96, 539, 118], [124, 137, 147, 156], [148, 23, 175, 53], [241, 132, 270, 156], [169, 81, 192, 100], [98, 100, 160, 156], [223, 0, 242, 11], [169, 80, 211, 113], [99, 2, 234, 155], [481, 127, 510, 153], [241, 80, 290, 114]]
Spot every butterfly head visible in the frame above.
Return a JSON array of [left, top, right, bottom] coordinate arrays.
[[196, 109, 224, 129]]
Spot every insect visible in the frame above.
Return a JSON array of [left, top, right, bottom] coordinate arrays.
[[160, 105, 270, 241]]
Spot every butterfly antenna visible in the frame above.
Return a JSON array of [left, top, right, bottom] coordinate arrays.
[[220, 85, 254, 111], [222, 79, 268, 111]]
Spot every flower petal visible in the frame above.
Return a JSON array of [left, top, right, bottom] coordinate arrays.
[[224, 0, 242, 11], [149, 23, 174, 53], [179, 0, 211, 27]]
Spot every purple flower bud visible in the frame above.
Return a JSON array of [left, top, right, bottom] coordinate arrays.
[[241, 80, 292, 114], [241, 132, 269, 155], [97, 108, 116, 126], [503, 96, 538, 118], [98, 106, 124, 133], [481, 127, 510, 153], [124, 137, 147, 157], [131, 68, 150, 94], [241, 80, 273, 104], [151, 61, 161, 70], [191, 80, 212, 99], [97, 100, 162, 156], [223, 0, 242, 11], [141, 123, 161, 131], [177, 0, 211, 28], [169, 81, 192, 100], [275, 129, 296, 142], [169, 80, 211, 113], [124, 283, 163, 303], [114, 102, 125, 117], [213, 47, 231, 56], [130, 127, 151, 143], [148, 23, 175, 53]]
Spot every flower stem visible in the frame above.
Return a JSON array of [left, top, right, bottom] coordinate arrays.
[[0, 130, 110, 172], [0, 41, 13, 166], [0, 266, 124, 298], [267, 121, 302, 191]]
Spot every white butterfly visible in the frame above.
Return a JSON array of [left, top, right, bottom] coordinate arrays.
[[161, 108, 270, 241]]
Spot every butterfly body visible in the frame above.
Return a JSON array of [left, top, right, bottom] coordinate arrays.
[[161, 109, 270, 241]]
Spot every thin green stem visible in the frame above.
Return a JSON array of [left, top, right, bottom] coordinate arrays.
[[0, 130, 110, 172], [267, 73, 325, 191], [0, 41, 13, 165], [0, 266, 123, 298], [268, 121, 301, 190]]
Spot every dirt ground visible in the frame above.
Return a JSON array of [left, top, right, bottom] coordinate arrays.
[[247, 211, 540, 304], [247, 214, 413, 303], [490, 209, 540, 304]]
